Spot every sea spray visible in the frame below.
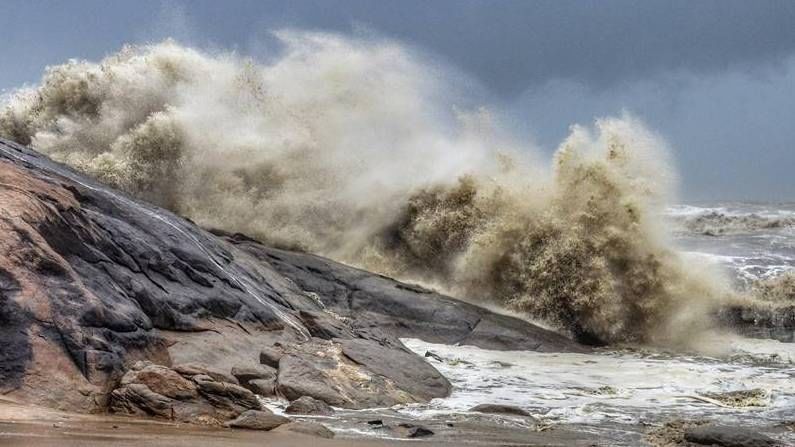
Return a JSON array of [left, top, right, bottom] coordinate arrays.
[[0, 36, 731, 344]]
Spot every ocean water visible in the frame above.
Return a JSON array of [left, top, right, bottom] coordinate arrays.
[[668, 202, 795, 287]]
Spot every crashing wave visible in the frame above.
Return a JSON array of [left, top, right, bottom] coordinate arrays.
[[0, 37, 731, 345]]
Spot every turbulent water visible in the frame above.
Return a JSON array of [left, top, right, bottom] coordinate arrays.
[[0, 37, 739, 346], [669, 203, 795, 289]]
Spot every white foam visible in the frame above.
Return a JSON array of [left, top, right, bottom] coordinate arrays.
[[401, 338, 795, 426]]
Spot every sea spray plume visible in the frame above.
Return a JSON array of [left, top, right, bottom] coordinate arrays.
[[0, 37, 729, 345], [380, 118, 729, 344], [0, 36, 505, 256]]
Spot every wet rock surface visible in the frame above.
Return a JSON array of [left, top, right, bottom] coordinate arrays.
[[0, 139, 582, 424], [684, 425, 779, 447]]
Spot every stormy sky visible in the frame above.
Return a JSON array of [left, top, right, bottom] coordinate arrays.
[[2, 0, 794, 201]]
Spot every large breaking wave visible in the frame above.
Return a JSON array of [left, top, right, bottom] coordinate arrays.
[[0, 35, 733, 345]]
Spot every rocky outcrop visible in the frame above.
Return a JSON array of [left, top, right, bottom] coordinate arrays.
[[0, 138, 583, 420], [110, 361, 260, 424]]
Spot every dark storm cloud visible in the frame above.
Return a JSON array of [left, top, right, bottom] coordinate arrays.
[[1, 0, 795, 200], [239, 0, 795, 95]]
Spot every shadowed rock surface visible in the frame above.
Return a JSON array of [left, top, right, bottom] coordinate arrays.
[[0, 138, 584, 422]]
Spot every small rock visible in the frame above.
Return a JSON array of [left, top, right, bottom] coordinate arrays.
[[226, 410, 290, 431], [285, 396, 334, 416], [684, 425, 778, 447], [470, 403, 533, 417], [259, 346, 283, 369], [274, 421, 335, 439], [395, 423, 434, 438]]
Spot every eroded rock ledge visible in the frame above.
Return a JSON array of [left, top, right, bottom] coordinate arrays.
[[0, 138, 583, 424]]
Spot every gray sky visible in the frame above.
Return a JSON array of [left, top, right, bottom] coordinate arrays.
[[2, 0, 794, 201]]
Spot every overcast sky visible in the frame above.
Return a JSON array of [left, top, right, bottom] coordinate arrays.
[[2, 0, 794, 201]]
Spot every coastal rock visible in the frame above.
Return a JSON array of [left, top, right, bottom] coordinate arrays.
[[273, 421, 335, 438], [277, 338, 449, 409], [338, 338, 453, 400], [225, 409, 290, 431], [226, 240, 588, 353], [684, 425, 778, 447], [0, 138, 583, 419], [470, 404, 533, 418], [285, 396, 335, 415]]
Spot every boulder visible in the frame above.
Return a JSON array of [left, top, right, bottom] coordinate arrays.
[[684, 425, 778, 447], [273, 421, 335, 439], [225, 409, 290, 431], [338, 338, 452, 400], [276, 338, 447, 409], [285, 396, 334, 416]]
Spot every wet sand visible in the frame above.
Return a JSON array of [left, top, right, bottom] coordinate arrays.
[[0, 400, 640, 446]]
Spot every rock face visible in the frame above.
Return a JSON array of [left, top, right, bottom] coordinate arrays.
[[0, 138, 583, 421]]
